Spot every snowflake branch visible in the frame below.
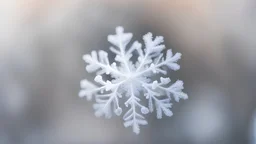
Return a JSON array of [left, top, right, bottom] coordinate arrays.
[[157, 80, 188, 102], [123, 84, 149, 134], [140, 81, 173, 119], [79, 76, 125, 100], [90, 77, 127, 118], [94, 87, 122, 118], [142, 78, 188, 102], [108, 26, 132, 73], [119, 40, 131, 72], [135, 49, 181, 77], [135, 33, 165, 72], [83, 51, 126, 77], [79, 79, 105, 100]]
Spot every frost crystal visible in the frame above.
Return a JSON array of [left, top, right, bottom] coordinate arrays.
[[79, 26, 188, 134]]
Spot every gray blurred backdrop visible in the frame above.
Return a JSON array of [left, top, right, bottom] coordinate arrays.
[[1, 0, 256, 144]]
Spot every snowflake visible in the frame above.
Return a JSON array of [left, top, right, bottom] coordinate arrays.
[[79, 26, 188, 134]]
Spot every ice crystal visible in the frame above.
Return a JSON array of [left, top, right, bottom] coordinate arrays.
[[79, 26, 188, 134]]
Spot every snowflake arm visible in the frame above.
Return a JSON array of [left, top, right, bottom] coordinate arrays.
[[79, 79, 99, 100], [144, 77, 188, 102], [140, 77, 188, 119], [108, 27, 132, 72], [83, 50, 125, 77], [93, 87, 122, 118], [79, 26, 188, 134], [123, 85, 149, 134], [135, 33, 165, 72], [135, 49, 182, 77]]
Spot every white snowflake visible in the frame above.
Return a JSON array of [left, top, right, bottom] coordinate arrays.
[[79, 26, 188, 134]]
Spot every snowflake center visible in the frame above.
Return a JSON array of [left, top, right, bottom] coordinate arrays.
[[125, 72, 138, 81]]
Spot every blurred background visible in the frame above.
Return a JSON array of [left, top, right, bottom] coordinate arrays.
[[0, 0, 256, 144]]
